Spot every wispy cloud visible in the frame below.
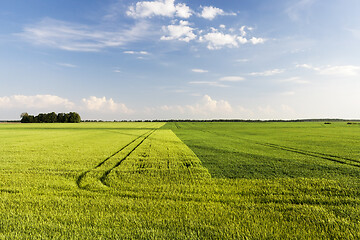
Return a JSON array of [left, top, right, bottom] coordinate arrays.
[[124, 50, 149, 55], [219, 76, 245, 82], [278, 77, 309, 84], [18, 3, 265, 52], [285, 0, 317, 21], [189, 76, 245, 88], [236, 59, 249, 63], [18, 18, 152, 52], [297, 64, 360, 76], [57, 63, 77, 68], [249, 69, 284, 76], [189, 81, 228, 88], [192, 68, 208, 73]]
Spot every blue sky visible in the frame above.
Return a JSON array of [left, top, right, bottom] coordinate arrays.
[[1, 0, 360, 120]]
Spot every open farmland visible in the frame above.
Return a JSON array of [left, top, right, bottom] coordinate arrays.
[[0, 122, 359, 239]]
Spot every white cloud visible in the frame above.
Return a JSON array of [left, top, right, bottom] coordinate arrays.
[[200, 6, 224, 20], [19, 18, 151, 52], [199, 28, 265, 50], [127, 0, 192, 19], [145, 96, 302, 120], [199, 6, 236, 20], [0, 94, 135, 119], [200, 32, 238, 50], [237, 36, 248, 44], [82, 96, 132, 114], [153, 95, 233, 118], [191, 95, 232, 114], [147, 101, 300, 120], [297, 64, 360, 77], [0, 95, 74, 109], [57, 63, 77, 68], [249, 69, 284, 76], [219, 24, 226, 29], [161, 20, 196, 42], [219, 76, 245, 82], [239, 26, 253, 37], [0, 96, 10, 106], [249, 37, 266, 44], [192, 68, 208, 73], [175, 3, 192, 18]]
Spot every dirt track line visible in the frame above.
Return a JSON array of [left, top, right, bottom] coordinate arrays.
[[257, 142, 360, 168], [99, 129, 156, 186], [198, 129, 360, 168], [76, 129, 154, 189], [264, 143, 360, 164]]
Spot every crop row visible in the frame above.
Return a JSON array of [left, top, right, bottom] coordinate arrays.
[[77, 129, 211, 191]]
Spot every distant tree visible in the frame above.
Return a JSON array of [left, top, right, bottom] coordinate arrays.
[[37, 113, 46, 123], [57, 113, 66, 123], [20, 112, 28, 119], [20, 113, 31, 123], [68, 112, 81, 123], [48, 112, 57, 123], [20, 112, 81, 123]]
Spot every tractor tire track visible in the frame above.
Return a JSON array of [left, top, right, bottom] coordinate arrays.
[[100, 129, 156, 186], [257, 142, 360, 168], [76, 129, 154, 189], [198, 129, 360, 168]]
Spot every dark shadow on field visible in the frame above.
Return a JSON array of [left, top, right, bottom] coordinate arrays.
[[169, 123, 360, 180], [188, 144, 360, 179], [257, 142, 360, 167]]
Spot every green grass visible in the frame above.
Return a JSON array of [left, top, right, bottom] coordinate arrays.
[[0, 122, 359, 239]]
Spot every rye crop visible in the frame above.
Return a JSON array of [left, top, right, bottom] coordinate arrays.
[[0, 122, 359, 239]]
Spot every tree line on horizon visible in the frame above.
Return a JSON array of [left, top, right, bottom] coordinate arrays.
[[20, 112, 81, 123]]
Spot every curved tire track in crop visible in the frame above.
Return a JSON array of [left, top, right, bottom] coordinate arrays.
[[76, 129, 155, 190]]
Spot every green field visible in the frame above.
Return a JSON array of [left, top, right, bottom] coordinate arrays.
[[0, 122, 359, 239]]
